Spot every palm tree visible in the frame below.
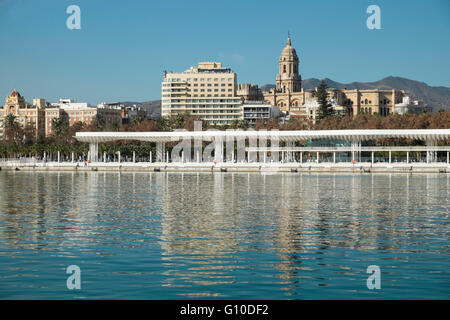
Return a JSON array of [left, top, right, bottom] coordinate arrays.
[[4, 114, 18, 128], [3, 113, 23, 144], [52, 118, 69, 137]]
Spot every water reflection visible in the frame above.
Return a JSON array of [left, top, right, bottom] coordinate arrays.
[[0, 171, 448, 299]]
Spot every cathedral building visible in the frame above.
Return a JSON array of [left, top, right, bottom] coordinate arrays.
[[262, 35, 311, 115], [239, 36, 407, 119]]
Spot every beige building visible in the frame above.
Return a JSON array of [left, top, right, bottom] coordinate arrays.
[[0, 90, 45, 140], [46, 99, 122, 136], [1, 92, 123, 139], [237, 84, 263, 101], [338, 88, 406, 116], [44, 107, 64, 136], [237, 36, 408, 118], [161, 62, 243, 125]]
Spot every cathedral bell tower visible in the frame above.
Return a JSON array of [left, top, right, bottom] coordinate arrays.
[[276, 35, 302, 93]]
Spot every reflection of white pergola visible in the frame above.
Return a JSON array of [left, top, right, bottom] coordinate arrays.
[[75, 129, 450, 164]]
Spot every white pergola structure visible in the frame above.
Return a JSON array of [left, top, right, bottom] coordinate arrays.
[[75, 129, 450, 164]]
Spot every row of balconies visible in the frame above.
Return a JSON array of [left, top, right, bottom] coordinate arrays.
[[168, 109, 241, 114], [244, 113, 270, 118]]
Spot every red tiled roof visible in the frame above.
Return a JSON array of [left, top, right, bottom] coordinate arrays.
[[10, 89, 20, 97]]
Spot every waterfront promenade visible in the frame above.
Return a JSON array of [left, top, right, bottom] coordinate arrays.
[[2, 129, 449, 173], [1, 160, 449, 173]]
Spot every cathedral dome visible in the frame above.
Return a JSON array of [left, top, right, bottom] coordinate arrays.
[[280, 36, 298, 60]]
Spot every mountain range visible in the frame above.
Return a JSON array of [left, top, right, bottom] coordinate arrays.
[[121, 76, 450, 117]]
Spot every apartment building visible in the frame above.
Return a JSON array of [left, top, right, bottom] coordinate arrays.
[[0, 90, 45, 140], [161, 62, 243, 125]]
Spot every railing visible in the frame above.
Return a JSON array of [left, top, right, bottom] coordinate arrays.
[[247, 146, 450, 152]]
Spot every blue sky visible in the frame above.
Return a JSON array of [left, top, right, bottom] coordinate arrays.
[[0, 0, 449, 104]]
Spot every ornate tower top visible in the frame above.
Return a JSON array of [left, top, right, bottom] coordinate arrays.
[[276, 35, 301, 93]]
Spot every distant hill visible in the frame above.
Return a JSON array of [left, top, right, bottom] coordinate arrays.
[[120, 100, 161, 119], [120, 77, 449, 118], [261, 76, 450, 112]]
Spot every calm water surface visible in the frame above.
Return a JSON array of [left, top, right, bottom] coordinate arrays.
[[0, 171, 448, 299]]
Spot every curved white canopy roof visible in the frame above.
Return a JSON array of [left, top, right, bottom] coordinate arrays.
[[75, 129, 450, 143]]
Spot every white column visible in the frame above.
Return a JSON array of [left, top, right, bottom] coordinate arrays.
[[389, 151, 392, 164], [156, 142, 165, 162], [371, 151, 374, 164], [426, 140, 434, 163], [133, 151, 136, 163], [358, 141, 362, 162], [104, 152, 107, 163], [118, 151, 121, 163], [316, 151, 319, 163], [89, 142, 98, 162], [447, 151, 449, 164], [149, 151, 152, 163], [406, 152, 409, 164], [300, 152, 302, 163], [57, 151, 60, 163], [333, 152, 336, 164], [214, 138, 223, 163], [351, 141, 356, 162], [71, 152, 74, 163]]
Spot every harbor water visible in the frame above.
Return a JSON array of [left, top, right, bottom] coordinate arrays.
[[0, 171, 448, 299]]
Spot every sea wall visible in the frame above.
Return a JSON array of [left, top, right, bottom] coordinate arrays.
[[1, 162, 449, 173]]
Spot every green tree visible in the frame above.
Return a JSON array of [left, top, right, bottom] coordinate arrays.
[[93, 113, 105, 130], [52, 118, 69, 137], [131, 116, 145, 128], [4, 113, 18, 128], [3, 114, 23, 144], [230, 120, 249, 129], [316, 80, 334, 121]]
